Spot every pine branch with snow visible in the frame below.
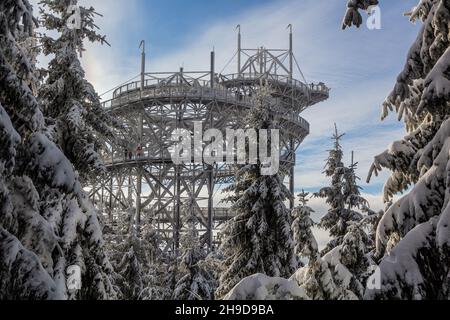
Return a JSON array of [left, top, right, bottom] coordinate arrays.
[[0, 0, 118, 300], [38, 0, 119, 180], [361, 0, 450, 299]]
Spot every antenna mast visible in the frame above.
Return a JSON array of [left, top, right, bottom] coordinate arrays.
[[140, 40, 146, 90], [237, 25, 241, 77]]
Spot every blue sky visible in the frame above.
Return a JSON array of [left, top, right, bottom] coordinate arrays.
[[32, 0, 421, 222], [137, 0, 274, 58]]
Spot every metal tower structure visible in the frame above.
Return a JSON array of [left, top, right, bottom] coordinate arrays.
[[88, 27, 329, 252]]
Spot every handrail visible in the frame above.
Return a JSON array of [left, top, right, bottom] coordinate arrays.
[[112, 78, 229, 99], [153, 206, 232, 219], [101, 88, 311, 135], [100, 74, 317, 138], [219, 73, 330, 95], [111, 73, 329, 101], [103, 83, 257, 111]]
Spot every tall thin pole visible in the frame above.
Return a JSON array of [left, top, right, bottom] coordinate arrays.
[[109, 177, 113, 224], [140, 40, 146, 91], [174, 166, 181, 253], [210, 51, 215, 88], [135, 114, 144, 235], [288, 24, 293, 81], [206, 51, 216, 251], [135, 170, 142, 236], [136, 40, 145, 235], [237, 25, 241, 76], [288, 24, 295, 210]]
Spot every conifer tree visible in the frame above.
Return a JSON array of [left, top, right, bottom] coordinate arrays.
[[315, 126, 364, 254], [345, 0, 450, 299], [140, 263, 172, 300], [216, 86, 296, 298], [295, 223, 371, 300], [172, 233, 213, 300], [173, 200, 214, 300], [116, 235, 145, 300], [38, 0, 118, 180], [291, 190, 318, 264], [0, 0, 117, 300], [342, 154, 369, 213]]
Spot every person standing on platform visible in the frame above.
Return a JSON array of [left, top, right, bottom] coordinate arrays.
[[136, 144, 143, 158]]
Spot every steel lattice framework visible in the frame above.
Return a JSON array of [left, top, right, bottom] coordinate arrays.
[[88, 29, 329, 252]]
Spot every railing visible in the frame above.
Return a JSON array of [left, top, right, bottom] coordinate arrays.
[[102, 155, 173, 166], [100, 74, 315, 138], [216, 167, 235, 178], [310, 82, 329, 95], [158, 207, 232, 221], [278, 113, 310, 133], [219, 73, 330, 96], [113, 78, 229, 99], [102, 83, 256, 111], [109, 73, 329, 107], [102, 206, 234, 224]]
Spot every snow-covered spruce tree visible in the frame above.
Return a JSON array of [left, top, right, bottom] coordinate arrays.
[[0, 0, 61, 300], [140, 263, 172, 300], [141, 214, 174, 300], [172, 234, 213, 300], [38, 0, 117, 180], [359, 206, 383, 252], [291, 190, 318, 264], [201, 250, 223, 296], [116, 235, 146, 300], [110, 212, 171, 301], [294, 222, 372, 300], [314, 126, 364, 255], [173, 200, 214, 300], [0, 0, 117, 300], [343, 156, 370, 214], [293, 256, 339, 300], [141, 215, 164, 265], [341, 0, 450, 300], [106, 209, 168, 300], [224, 273, 308, 300], [216, 86, 296, 299]]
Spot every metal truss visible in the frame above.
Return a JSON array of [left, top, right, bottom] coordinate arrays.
[[88, 28, 329, 252]]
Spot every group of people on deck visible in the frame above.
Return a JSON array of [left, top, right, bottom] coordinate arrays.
[[124, 144, 144, 161]]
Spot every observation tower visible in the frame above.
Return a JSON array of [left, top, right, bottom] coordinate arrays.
[[88, 27, 329, 252]]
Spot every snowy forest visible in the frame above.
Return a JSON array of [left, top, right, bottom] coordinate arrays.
[[0, 0, 449, 301]]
